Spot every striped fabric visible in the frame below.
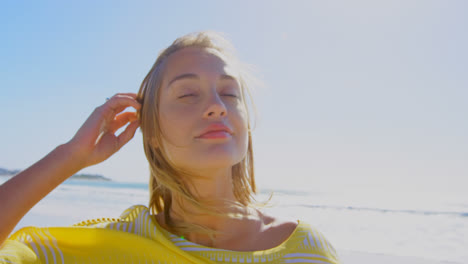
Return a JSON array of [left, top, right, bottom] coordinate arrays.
[[0, 205, 341, 263]]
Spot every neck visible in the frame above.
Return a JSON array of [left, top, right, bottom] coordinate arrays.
[[172, 167, 239, 227], [162, 167, 258, 247]]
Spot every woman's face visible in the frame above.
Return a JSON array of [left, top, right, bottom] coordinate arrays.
[[157, 47, 249, 175]]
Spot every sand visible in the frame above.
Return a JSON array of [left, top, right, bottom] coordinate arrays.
[[339, 249, 462, 264]]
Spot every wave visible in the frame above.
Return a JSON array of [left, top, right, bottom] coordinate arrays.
[[59, 180, 468, 217], [63, 180, 149, 190], [295, 204, 468, 218]]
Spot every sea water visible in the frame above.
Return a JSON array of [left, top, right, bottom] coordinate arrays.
[[1, 177, 466, 263]]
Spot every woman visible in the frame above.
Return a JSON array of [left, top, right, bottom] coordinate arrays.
[[0, 31, 341, 263]]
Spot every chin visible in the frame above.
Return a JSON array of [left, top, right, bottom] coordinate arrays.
[[188, 155, 241, 170]]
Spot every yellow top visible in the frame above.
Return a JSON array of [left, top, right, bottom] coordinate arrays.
[[0, 205, 341, 263]]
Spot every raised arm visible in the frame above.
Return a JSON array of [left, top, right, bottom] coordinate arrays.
[[0, 93, 141, 246]]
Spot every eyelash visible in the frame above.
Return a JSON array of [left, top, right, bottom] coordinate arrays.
[[178, 94, 238, 99]]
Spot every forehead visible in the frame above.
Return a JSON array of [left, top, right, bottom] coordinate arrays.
[[162, 47, 239, 83]]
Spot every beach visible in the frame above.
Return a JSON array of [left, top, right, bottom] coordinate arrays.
[[339, 250, 461, 264], [2, 177, 466, 263]]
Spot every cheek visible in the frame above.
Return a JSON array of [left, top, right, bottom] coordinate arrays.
[[232, 103, 249, 128], [160, 107, 205, 152], [159, 106, 190, 139], [231, 105, 249, 144]]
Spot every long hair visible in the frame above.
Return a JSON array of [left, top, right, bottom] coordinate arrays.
[[137, 31, 259, 237]]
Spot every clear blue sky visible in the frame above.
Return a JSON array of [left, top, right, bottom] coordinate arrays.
[[1, 1, 467, 192]]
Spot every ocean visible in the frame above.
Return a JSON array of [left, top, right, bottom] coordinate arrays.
[[2, 177, 467, 263]]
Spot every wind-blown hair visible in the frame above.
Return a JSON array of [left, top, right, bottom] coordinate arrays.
[[136, 31, 258, 237]]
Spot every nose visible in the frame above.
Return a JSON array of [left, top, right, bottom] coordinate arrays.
[[203, 92, 227, 118]]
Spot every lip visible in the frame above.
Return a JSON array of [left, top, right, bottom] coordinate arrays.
[[196, 123, 233, 139], [197, 131, 232, 139]]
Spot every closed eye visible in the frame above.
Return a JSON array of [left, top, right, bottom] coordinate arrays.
[[178, 94, 196, 99], [178, 94, 238, 99]]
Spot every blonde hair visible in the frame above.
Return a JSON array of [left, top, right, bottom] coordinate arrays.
[[137, 31, 258, 237]]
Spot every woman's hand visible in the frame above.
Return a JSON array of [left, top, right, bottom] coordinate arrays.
[[67, 93, 141, 169], [0, 93, 141, 245]]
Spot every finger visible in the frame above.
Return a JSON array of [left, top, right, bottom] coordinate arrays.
[[116, 120, 140, 149], [113, 104, 138, 116], [93, 97, 139, 134], [72, 95, 140, 149], [107, 94, 140, 106], [116, 92, 138, 98], [72, 106, 112, 144], [101, 96, 141, 115], [108, 112, 138, 133], [108, 93, 138, 102]]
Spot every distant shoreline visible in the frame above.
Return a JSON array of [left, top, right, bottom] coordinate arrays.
[[0, 168, 112, 182]]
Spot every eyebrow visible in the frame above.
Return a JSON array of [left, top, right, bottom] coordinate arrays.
[[167, 73, 237, 88]]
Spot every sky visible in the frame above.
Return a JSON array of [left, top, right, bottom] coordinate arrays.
[[1, 0, 467, 193]]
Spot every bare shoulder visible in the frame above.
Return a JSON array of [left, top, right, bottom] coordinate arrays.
[[255, 210, 299, 247], [260, 209, 298, 227]]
